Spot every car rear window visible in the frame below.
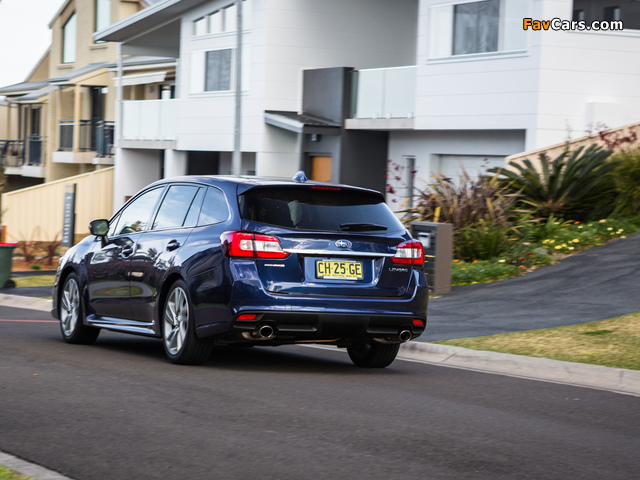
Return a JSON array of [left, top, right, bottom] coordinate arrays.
[[239, 186, 405, 232]]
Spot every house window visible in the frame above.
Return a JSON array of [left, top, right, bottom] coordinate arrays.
[[429, 0, 527, 59], [62, 12, 77, 63], [604, 6, 621, 21], [205, 49, 232, 91], [453, 0, 499, 55], [192, 0, 250, 36], [95, 0, 111, 33]]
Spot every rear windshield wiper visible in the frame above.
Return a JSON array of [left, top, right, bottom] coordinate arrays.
[[338, 223, 388, 232]]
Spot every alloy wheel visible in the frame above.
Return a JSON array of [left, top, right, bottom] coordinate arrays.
[[60, 277, 80, 337], [164, 286, 189, 355]]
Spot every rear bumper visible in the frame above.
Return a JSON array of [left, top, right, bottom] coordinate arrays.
[[230, 311, 426, 345]]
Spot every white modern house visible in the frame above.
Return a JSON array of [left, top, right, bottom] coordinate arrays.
[[96, 0, 640, 210]]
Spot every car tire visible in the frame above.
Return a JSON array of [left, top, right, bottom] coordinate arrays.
[[347, 342, 400, 368], [162, 280, 212, 365], [59, 273, 100, 344]]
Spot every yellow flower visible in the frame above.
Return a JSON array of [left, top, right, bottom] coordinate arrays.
[[542, 239, 549, 244], [574, 221, 580, 224], [572, 239, 580, 243], [454, 259, 460, 263], [607, 227, 613, 231], [498, 259, 506, 263], [599, 219, 607, 223], [578, 226, 583, 229], [472, 260, 478, 264], [554, 245, 562, 250]]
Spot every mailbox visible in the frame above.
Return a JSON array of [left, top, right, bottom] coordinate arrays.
[[410, 221, 453, 294]]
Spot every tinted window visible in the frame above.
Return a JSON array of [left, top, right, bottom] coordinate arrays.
[[114, 187, 163, 236], [153, 185, 200, 230], [239, 186, 405, 232], [108, 213, 121, 237], [184, 187, 205, 227], [197, 187, 229, 226]]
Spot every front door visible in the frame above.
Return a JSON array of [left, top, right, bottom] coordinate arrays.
[[310, 156, 332, 182]]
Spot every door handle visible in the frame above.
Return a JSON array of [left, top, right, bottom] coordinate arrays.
[[166, 240, 181, 252], [121, 246, 134, 258]]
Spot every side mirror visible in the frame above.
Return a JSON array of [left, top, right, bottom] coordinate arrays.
[[89, 219, 109, 237]]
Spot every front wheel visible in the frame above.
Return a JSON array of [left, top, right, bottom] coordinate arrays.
[[162, 280, 212, 365], [347, 343, 400, 368], [59, 273, 100, 344]]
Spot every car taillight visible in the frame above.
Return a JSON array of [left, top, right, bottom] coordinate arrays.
[[221, 231, 289, 259], [392, 240, 424, 266]]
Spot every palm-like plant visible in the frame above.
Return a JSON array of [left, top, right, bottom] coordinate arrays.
[[405, 169, 519, 231], [492, 144, 617, 221]]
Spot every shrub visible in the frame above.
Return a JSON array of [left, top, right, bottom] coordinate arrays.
[[454, 219, 511, 261], [405, 168, 519, 231], [452, 260, 519, 285], [492, 144, 618, 221], [611, 150, 640, 217]]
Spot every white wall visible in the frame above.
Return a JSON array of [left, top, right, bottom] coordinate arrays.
[[415, 0, 539, 140], [113, 147, 162, 210], [386, 129, 525, 206], [415, 0, 640, 151]]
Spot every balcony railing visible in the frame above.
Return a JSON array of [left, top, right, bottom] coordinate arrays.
[[28, 136, 43, 165], [350, 66, 416, 119], [58, 119, 114, 155], [96, 121, 115, 157], [0, 140, 25, 167], [122, 99, 178, 141]]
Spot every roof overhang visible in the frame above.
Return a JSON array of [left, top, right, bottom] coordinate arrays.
[[265, 111, 341, 135]]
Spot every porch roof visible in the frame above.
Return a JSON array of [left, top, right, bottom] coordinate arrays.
[[265, 111, 341, 135]]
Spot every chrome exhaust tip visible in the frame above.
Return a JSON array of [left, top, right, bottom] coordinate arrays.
[[398, 329, 412, 343], [258, 324, 275, 339]]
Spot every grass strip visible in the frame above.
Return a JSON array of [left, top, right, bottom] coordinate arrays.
[[434, 311, 640, 371], [13, 275, 56, 288], [0, 466, 32, 480]]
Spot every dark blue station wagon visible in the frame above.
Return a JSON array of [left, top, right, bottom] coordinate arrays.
[[52, 175, 429, 368]]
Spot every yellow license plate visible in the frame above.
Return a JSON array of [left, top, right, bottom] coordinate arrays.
[[316, 260, 363, 280]]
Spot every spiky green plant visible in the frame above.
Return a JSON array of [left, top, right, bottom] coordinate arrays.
[[492, 144, 617, 221], [611, 150, 640, 217], [405, 169, 520, 231]]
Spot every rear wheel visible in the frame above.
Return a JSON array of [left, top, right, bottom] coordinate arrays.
[[162, 280, 212, 365], [59, 273, 100, 344], [347, 343, 400, 368]]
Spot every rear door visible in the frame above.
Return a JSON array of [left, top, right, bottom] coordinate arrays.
[[238, 186, 416, 298]]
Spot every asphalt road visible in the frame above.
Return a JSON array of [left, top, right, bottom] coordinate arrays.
[[2, 307, 639, 480], [423, 233, 640, 341]]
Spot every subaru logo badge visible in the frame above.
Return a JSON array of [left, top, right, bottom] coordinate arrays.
[[335, 240, 352, 249]]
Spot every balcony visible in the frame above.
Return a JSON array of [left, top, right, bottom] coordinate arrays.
[[54, 119, 115, 165], [121, 99, 178, 143], [348, 66, 416, 130], [0, 140, 25, 168]]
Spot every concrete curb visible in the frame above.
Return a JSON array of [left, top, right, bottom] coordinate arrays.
[[0, 293, 52, 312], [399, 342, 640, 396], [0, 451, 73, 480]]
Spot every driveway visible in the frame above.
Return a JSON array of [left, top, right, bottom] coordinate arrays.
[[422, 232, 640, 341]]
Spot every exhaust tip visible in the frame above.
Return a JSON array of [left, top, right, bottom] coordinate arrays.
[[399, 329, 412, 342], [257, 324, 275, 339]]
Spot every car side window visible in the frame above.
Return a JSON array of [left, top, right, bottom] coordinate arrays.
[[152, 185, 200, 230], [114, 187, 164, 236], [183, 187, 205, 227], [197, 187, 229, 226], [107, 213, 121, 238]]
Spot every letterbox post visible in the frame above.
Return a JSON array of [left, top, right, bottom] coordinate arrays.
[[410, 221, 453, 295]]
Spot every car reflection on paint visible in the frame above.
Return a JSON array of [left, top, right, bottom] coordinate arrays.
[[52, 174, 428, 367]]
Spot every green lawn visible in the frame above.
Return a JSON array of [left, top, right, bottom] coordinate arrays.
[[434, 311, 640, 370], [0, 466, 32, 480], [13, 275, 56, 288]]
